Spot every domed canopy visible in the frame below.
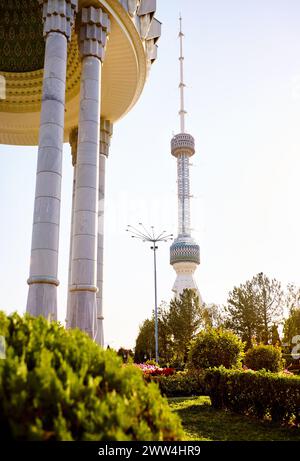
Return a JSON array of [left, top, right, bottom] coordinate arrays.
[[0, 0, 161, 145]]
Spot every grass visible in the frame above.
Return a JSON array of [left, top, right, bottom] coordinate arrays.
[[169, 396, 300, 441]]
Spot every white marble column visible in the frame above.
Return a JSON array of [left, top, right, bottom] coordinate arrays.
[[68, 7, 110, 339], [96, 119, 113, 346], [26, 0, 77, 320], [66, 127, 78, 328]]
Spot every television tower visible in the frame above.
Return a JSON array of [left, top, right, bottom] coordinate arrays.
[[170, 16, 201, 298]]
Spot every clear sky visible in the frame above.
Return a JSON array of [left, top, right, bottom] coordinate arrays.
[[1, 0, 300, 349]]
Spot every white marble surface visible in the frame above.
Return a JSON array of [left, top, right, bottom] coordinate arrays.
[[96, 152, 106, 346], [69, 55, 102, 339], [27, 31, 69, 320]]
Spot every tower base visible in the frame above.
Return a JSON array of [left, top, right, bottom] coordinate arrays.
[[172, 262, 201, 302]]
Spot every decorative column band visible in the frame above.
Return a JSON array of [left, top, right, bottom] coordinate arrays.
[[100, 119, 113, 157], [27, 276, 60, 286], [39, 0, 78, 40], [69, 285, 98, 293], [79, 7, 111, 61]]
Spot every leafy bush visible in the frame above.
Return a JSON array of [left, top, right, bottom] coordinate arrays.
[[188, 328, 244, 370], [168, 358, 185, 371], [0, 312, 183, 441], [244, 345, 284, 372], [152, 371, 206, 398], [205, 367, 300, 425]]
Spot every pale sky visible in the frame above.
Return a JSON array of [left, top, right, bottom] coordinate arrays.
[[1, 0, 300, 349]]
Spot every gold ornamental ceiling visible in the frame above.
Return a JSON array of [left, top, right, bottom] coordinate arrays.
[[0, 0, 161, 145]]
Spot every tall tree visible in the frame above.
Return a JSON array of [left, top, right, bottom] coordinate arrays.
[[283, 308, 300, 364], [117, 348, 134, 363], [254, 273, 283, 344], [167, 289, 203, 363], [225, 279, 259, 349], [134, 305, 174, 364], [285, 283, 300, 315], [283, 309, 300, 348], [202, 303, 224, 329], [134, 319, 155, 363], [271, 324, 281, 346], [225, 273, 283, 348]]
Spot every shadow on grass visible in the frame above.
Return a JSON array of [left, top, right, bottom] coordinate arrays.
[[169, 397, 300, 441]]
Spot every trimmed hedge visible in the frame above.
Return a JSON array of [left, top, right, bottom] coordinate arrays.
[[205, 367, 300, 425], [188, 329, 244, 370], [0, 312, 183, 441], [152, 371, 206, 398], [245, 345, 283, 372]]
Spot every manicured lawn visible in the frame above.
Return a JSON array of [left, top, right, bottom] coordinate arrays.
[[169, 396, 300, 441]]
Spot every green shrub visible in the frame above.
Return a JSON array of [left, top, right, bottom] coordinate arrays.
[[0, 312, 183, 441], [244, 345, 284, 372], [188, 328, 244, 370], [152, 371, 206, 398], [205, 367, 300, 425]]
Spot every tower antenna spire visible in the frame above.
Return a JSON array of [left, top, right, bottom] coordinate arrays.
[[179, 14, 186, 133]]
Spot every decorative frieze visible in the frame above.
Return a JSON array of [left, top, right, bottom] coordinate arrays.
[[39, 0, 78, 41], [118, 0, 160, 64], [79, 7, 110, 61], [137, 0, 156, 39]]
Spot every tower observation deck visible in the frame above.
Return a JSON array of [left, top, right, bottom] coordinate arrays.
[[170, 16, 201, 298]]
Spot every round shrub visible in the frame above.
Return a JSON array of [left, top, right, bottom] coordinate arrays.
[[188, 328, 244, 370], [0, 312, 183, 441], [244, 345, 284, 372]]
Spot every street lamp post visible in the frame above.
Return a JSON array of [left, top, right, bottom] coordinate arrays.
[[126, 224, 173, 364]]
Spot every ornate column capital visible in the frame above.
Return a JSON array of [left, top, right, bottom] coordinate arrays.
[[79, 7, 111, 61], [39, 0, 78, 41], [100, 119, 113, 157], [69, 127, 78, 166]]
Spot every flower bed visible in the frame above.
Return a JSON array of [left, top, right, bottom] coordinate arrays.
[[135, 364, 176, 377]]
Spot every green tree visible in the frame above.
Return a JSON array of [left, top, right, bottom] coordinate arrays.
[[134, 305, 174, 364], [225, 273, 283, 348], [283, 304, 300, 367], [283, 308, 300, 344], [225, 279, 259, 349], [254, 273, 283, 344], [117, 348, 134, 363], [134, 319, 155, 363], [285, 283, 300, 314], [271, 324, 281, 346], [202, 303, 224, 329], [168, 289, 203, 363]]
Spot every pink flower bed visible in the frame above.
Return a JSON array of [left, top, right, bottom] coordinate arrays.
[[135, 364, 176, 377]]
